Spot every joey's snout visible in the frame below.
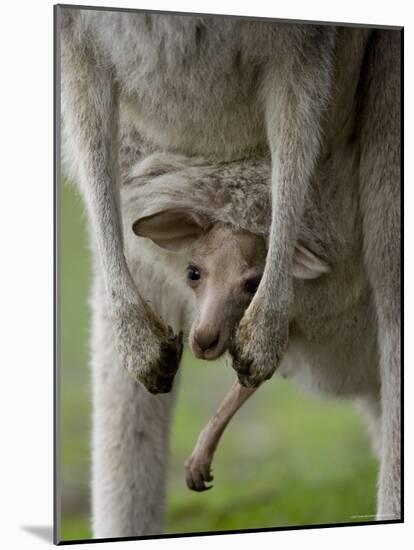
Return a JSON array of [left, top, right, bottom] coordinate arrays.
[[194, 328, 220, 353], [189, 294, 247, 361], [191, 325, 227, 360]]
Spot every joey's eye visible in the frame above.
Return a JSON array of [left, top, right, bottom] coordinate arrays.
[[187, 265, 201, 283], [244, 278, 261, 295]]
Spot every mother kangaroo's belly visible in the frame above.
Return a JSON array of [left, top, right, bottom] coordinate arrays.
[[91, 13, 269, 158], [279, 311, 380, 398], [120, 92, 267, 160]]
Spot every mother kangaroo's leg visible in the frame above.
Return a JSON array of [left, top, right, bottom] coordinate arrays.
[[359, 30, 401, 520], [60, 8, 182, 395], [230, 28, 336, 387], [90, 271, 178, 538]]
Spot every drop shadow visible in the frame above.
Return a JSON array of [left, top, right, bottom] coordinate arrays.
[[22, 525, 54, 543]]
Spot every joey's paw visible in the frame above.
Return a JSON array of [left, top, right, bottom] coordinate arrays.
[[142, 327, 184, 394], [229, 302, 288, 388], [185, 454, 214, 492]]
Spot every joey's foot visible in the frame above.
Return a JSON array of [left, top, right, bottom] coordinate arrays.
[[185, 454, 214, 492], [112, 301, 184, 394], [229, 301, 288, 388]]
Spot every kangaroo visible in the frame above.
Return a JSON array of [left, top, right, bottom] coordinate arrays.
[[58, 6, 401, 534], [122, 152, 331, 494]]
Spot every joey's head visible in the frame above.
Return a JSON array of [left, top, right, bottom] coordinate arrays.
[[132, 209, 266, 360], [185, 224, 266, 360], [132, 208, 330, 361]]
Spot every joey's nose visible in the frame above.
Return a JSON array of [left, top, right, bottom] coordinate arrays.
[[193, 329, 221, 359]]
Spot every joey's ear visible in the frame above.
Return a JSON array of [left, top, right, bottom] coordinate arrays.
[[132, 210, 211, 252], [293, 244, 330, 280]]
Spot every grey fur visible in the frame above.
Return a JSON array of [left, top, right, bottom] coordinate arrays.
[[59, 7, 401, 535]]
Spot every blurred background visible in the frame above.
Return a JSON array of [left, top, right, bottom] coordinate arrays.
[[60, 179, 378, 542]]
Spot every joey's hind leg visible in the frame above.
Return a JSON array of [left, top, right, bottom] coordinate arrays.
[[90, 275, 178, 538], [185, 380, 257, 491]]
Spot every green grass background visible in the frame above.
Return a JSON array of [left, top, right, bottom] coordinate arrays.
[[60, 180, 378, 542]]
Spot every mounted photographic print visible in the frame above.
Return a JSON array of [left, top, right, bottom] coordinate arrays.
[[54, 4, 403, 544]]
